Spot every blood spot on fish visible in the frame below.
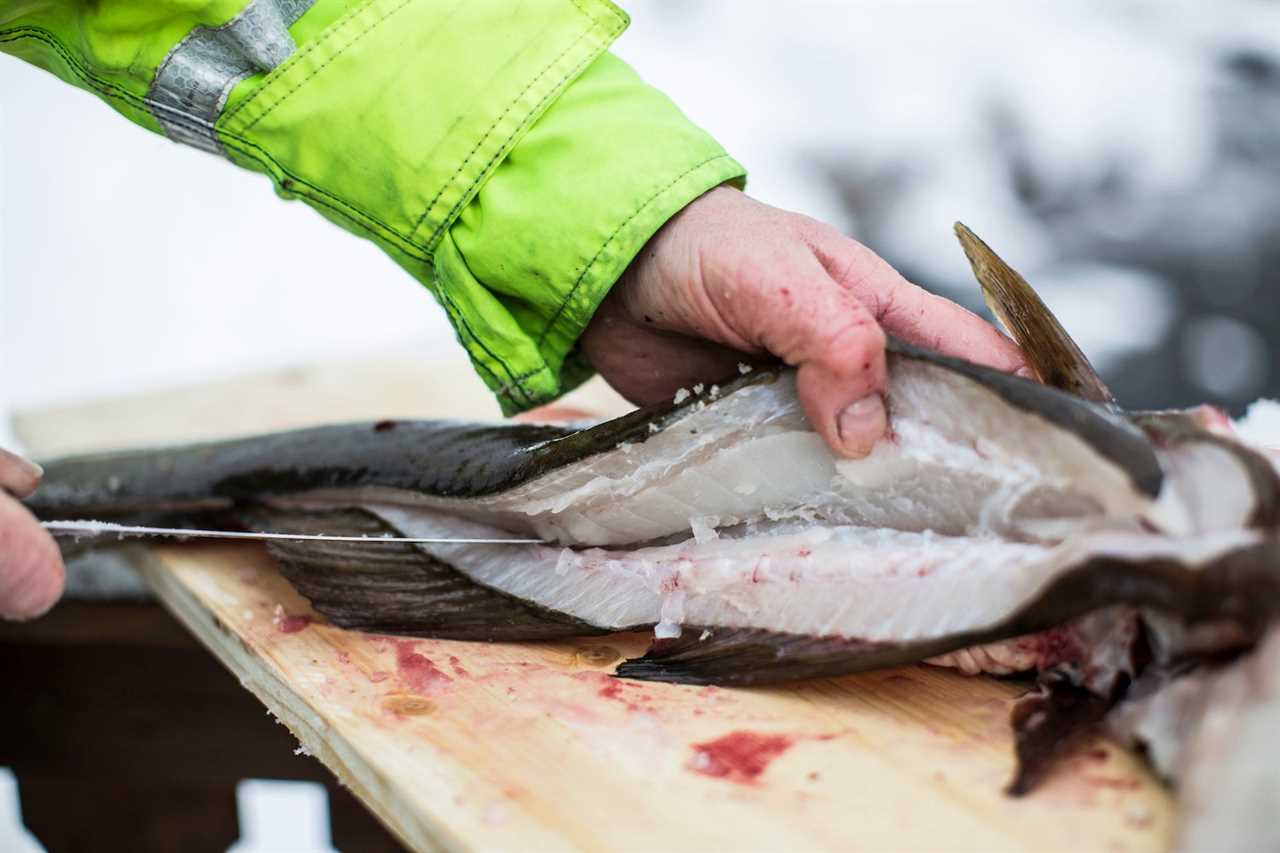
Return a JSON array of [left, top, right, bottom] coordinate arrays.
[[373, 420, 398, 433], [336, 651, 351, 665], [689, 731, 795, 784], [272, 604, 311, 634], [448, 655, 470, 678], [750, 566, 763, 584], [916, 567, 932, 577], [368, 671, 390, 683], [808, 771, 821, 782], [797, 549, 812, 558], [381, 692, 437, 717], [392, 640, 452, 694]]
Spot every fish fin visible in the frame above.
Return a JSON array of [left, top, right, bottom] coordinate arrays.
[[953, 222, 1116, 406], [616, 628, 947, 686], [1006, 673, 1118, 796], [243, 507, 605, 641]]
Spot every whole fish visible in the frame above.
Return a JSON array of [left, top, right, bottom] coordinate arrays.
[[25, 225, 1280, 845]]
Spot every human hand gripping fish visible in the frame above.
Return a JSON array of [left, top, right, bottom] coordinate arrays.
[[581, 185, 1028, 459]]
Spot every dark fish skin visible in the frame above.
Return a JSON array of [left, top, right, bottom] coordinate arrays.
[[1006, 674, 1121, 796], [249, 508, 606, 640], [24, 341, 1164, 529]]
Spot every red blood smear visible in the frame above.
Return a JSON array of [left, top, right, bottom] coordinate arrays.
[[690, 731, 795, 784], [392, 640, 452, 694], [448, 655, 470, 678], [573, 671, 651, 712], [273, 606, 311, 634]]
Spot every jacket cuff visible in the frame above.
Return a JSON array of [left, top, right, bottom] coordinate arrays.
[[440, 51, 747, 414]]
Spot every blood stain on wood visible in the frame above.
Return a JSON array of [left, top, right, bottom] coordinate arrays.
[[272, 604, 311, 634], [392, 640, 452, 694], [448, 655, 470, 678], [688, 731, 796, 784], [572, 671, 653, 712]]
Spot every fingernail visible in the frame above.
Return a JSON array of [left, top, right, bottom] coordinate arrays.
[[1014, 366, 1036, 381], [837, 394, 887, 458], [0, 448, 43, 497]]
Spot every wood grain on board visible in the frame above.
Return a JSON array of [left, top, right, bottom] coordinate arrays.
[[16, 355, 1175, 851]]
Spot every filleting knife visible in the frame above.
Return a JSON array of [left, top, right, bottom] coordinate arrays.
[[41, 519, 547, 545]]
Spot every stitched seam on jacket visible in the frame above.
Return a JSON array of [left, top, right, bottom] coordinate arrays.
[[432, 277, 536, 406], [235, 0, 413, 134], [408, 9, 604, 245], [534, 153, 734, 348], [219, 0, 378, 126], [420, 35, 606, 252]]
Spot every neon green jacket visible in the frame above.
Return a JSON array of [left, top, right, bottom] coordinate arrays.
[[1, 0, 745, 413]]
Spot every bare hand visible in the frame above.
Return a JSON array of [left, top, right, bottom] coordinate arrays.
[[0, 448, 64, 620], [581, 187, 1026, 458]]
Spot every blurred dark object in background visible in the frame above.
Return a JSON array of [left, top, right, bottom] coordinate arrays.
[[823, 8, 1280, 415]]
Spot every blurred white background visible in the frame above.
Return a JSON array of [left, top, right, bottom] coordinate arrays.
[[3, 1, 1280, 848]]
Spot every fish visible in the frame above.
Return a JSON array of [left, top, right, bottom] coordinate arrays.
[[25, 225, 1280, 839]]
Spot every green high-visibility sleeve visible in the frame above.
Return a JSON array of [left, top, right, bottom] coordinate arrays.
[[1, 1, 746, 413]]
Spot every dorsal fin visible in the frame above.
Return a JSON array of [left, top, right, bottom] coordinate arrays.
[[953, 222, 1116, 407]]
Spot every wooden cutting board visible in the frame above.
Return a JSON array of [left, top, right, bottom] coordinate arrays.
[[16, 355, 1175, 852]]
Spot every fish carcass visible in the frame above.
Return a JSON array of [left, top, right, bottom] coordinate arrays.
[[26, 225, 1280, 846]]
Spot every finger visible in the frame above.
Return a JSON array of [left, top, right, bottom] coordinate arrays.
[[0, 448, 43, 498], [787, 288, 889, 460], [712, 249, 889, 459], [0, 493, 64, 621], [809, 232, 1028, 374]]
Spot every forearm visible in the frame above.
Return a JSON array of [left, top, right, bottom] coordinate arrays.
[[2, 0, 745, 412]]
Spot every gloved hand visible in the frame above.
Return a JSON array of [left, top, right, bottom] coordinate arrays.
[[0, 448, 64, 620], [582, 186, 1027, 458]]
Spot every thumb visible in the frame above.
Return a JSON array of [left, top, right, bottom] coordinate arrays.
[[0, 494, 64, 621], [726, 251, 889, 459]]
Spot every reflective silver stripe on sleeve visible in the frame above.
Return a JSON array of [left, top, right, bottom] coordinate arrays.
[[145, 0, 316, 155]]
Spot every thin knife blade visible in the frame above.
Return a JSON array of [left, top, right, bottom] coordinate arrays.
[[41, 519, 547, 545]]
